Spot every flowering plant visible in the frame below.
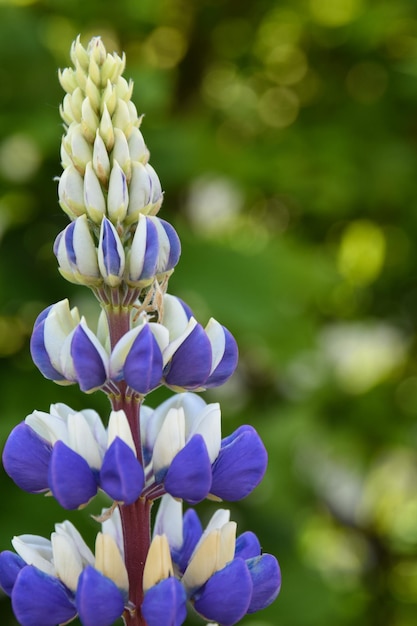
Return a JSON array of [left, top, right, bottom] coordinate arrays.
[[0, 36, 281, 626]]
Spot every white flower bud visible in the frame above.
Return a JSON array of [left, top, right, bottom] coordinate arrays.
[[101, 80, 117, 116], [107, 160, 128, 223], [112, 99, 132, 136], [128, 127, 149, 164], [85, 76, 101, 113], [89, 37, 107, 66], [100, 104, 115, 150], [95, 533, 129, 592], [112, 128, 131, 179], [58, 68, 77, 94], [116, 76, 133, 101], [93, 130, 110, 184], [143, 535, 173, 593], [71, 35, 89, 70], [68, 124, 93, 173], [58, 165, 86, 218], [84, 161, 106, 223], [74, 61, 87, 91], [60, 140, 72, 169], [126, 162, 152, 222], [81, 97, 99, 143], [88, 56, 101, 87], [60, 93, 76, 125], [100, 53, 119, 85]]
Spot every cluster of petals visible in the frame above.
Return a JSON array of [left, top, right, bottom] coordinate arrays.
[[0, 516, 129, 626], [141, 495, 281, 626], [2, 403, 144, 509], [30, 294, 238, 394], [141, 393, 268, 504], [2, 394, 267, 510], [54, 213, 181, 288]]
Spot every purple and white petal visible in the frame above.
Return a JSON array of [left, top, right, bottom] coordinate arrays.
[[100, 438, 144, 504], [76, 566, 125, 626], [98, 217, 125, 286], [48, 441, 98, 509], [246, 554, 281, 613], [2, 423, 51, 493], [164, 435, 212, 505], [70, 320, 109, 392]]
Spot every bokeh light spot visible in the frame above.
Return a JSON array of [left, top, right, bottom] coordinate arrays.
[[265, 44, 308, 86], [346, 61, 388, 104], [143, 26, 187, 69], [309, 0, 363, 27], [338, 220, 385, 286], [258, 87, 299, 129], [0, 134, 41, 183]]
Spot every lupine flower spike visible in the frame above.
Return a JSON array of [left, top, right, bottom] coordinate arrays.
[[1, 35, 281, 626]]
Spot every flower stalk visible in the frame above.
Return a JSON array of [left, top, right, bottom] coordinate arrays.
[[0, 35, 281, 626]]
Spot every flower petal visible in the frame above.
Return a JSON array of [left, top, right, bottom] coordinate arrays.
[[2, 423, 51, 493], [0, 551, 25, 596], [48, 441, 97, 509], [164, 322, 212, 389], [174, 509, 202, 575], [30, 318, 66, 381], [142, 577, 187, 626], [123, 323, 163, 394], [12, 566, 76, 626], [204, 324, 238, 388], [100, 438, 144, 504], [76, 566, 125, 626], [234, 532, 261, 561], [164, 435, 212, 505], [192, 558, 252, 626], [210, 426, 267, 501], [246, 554, 281, 613], [70, 321, 108, 392]]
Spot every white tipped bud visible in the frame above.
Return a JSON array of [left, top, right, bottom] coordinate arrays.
[[107, 160, 129, 223], [74, 61, 87, 91], [71, 35, 89, 70], [126, 162, 152, 221], [95, 533, 129, 592], [101, 53, 119, 85], [85, 76, 101, 113], [54, 214, 100, 285], [143, 535, 173, 593], [128, 127, 149, 164], [112, 99, 132, 136], [58, 68, 78, 94], [68, 124, 93, 173], [116, 76, 133, 101], [88, 56, 101, 87], [93, 130, 110, 184], [58, 165, 86, 218], [81, 98, 99, 143], [60, 140, 72, 169], [101, 80, 117, 116], [89, 37, 107, 66], [113, 128, 131, 179], [84, 162, 106, 223], [147, 164, 163, 210], [127, 101, 140, 129], [100, 104, 115, 150], [97, 217, 125, 287], [61, 93, 76, 125]]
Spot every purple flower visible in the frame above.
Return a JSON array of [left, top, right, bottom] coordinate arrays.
[[2, 404, 144, 509]]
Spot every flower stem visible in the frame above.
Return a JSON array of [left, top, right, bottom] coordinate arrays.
[[106, 301, 151, 625]]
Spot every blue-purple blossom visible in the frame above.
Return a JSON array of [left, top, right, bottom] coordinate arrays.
[[2, 404, 144, 509], [140, 393, 267, 503], [0, 521, 128, 626], [145, 495, 281, 626], [30, 295, 238, 394]]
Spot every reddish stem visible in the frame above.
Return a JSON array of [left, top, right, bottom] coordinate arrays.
[[106, 302, 151, 626]]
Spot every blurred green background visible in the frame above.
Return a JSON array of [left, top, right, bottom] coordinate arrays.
[[1, 0, 417, 624]]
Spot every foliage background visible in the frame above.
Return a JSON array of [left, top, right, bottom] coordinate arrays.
[[1, 0, 417, 624]]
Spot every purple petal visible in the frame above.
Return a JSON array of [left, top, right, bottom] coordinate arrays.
[[210, 425, 267, 501], [0, 551, 26, 596], [123, 324, 163, 394], [140, 218, 159, 279], [142, 577, 187, 626], [204, 327, 238, 388], [246, 554, 281, 613], [164, 324, 212, 389], [159, 219, 181, 271], [71, 324, 107, 392], [193, 558, 252, 626], [100, 438, 144, 504], [48, 441, 98, 509], [2, 423, 51, 493], [76, 566, 125, 626], [234, 532, 261, 561], [64, 221, 77, 265], [100, 217, 123, 277], [30, 319, 66, 381], [163, 435, 212, 505], [12, 566, 76, 626], [172, 509, 202, 575]]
